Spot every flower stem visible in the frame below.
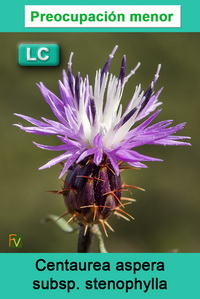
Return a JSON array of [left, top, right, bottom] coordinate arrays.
[[77, 224, 93, 253]]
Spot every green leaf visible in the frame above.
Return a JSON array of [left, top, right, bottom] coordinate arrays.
[[42, 214, 74, 233], [91, 224, 108, 253]]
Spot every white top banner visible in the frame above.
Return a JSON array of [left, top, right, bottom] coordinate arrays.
[[25, 5, 181, 28]]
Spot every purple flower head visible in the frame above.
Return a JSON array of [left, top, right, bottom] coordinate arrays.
[[14, 45, 191, 178], [14, 46, 191, 237]]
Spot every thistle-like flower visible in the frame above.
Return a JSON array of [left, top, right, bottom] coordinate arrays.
[[14, 46, 191, 241]]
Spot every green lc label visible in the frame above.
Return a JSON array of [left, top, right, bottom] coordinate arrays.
[[18, 44, 60, 66]]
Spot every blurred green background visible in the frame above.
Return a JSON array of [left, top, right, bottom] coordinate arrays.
[[0, 33, 198, 253]]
